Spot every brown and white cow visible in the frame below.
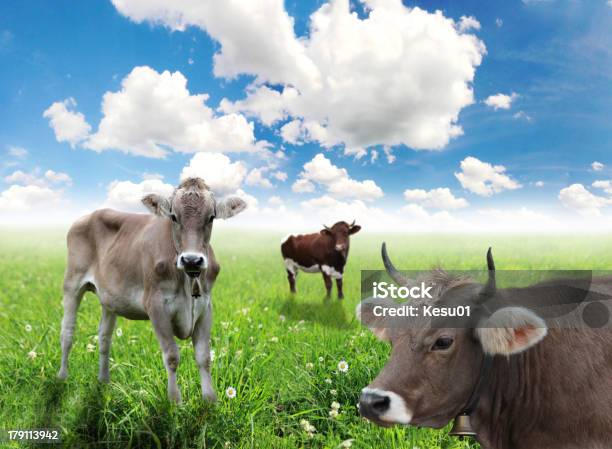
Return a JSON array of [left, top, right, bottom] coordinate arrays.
[[281, 221, 361, 299], [357, 244, 612, 449], [57, 178, 246, 403]]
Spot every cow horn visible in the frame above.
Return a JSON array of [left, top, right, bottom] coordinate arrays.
[[323, 224, 331, 231], [350, 219, 356, 227], [478, 247, 496, 300], [381, 242, 410, 286]]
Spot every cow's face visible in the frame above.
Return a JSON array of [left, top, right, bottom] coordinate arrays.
[[357, 248, 547, 428], [142, 177, 246, 277], [321, 221, 361, 254]]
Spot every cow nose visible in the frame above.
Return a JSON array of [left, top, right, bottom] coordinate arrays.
[[335, 244, 345, 251], [181, 254, 204, 267], [359, 390, 390, 420]]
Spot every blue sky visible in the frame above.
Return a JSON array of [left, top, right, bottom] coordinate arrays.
[[1, 0, 612, 230]]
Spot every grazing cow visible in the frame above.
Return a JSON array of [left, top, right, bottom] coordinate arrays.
[[57, 178, 246, 403], [281, 221, 361, 299], [357, 243, 612, 449]]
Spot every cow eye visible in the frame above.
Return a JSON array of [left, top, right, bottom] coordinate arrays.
[[208, 215, 215, 225], [170, 213, 178, 223], [431, 336, 454, 351]]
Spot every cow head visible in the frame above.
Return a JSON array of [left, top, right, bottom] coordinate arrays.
[[321, 220, 361, 255], [142, 177, 246, 277], [357, 245, 547, 429]]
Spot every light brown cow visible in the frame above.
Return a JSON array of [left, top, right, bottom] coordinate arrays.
[[57, 178, 246, 403], [358, 244, 612, 449]]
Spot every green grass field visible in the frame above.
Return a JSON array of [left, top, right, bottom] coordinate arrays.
[[2, 229, 612, 449]]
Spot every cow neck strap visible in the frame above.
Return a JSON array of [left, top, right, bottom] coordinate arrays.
[[462, 354, 493, 416]]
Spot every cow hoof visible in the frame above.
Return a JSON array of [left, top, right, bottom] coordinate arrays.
[[168, 390, 182, 404], [57, 369, 68, 380]]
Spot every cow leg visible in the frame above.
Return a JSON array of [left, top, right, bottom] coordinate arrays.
[[287, 269, 297, 293], [336, 277, 344, 300], [58, 280, 86, 380], [192, 299, 217, 402], [322, 272, 332, 298], [97, 307, 117, 383], [149, 304, 182, 403]]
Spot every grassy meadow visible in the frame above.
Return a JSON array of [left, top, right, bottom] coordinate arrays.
[[1, 228, 612, 449]]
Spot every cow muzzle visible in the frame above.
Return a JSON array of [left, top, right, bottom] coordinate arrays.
[[335, 244, 346, 252], [359, 388, 412, 425], [178, 252, 207, 277]]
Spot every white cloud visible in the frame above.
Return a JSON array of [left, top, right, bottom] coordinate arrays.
[[592, 179, 612, 194], [484, 92, 518, 110], [103, 178, 174, 212], [403, 187, 468, 210], [558, 183, 611, 216], [294, 153, 383, 201], [180, 152, 247, 196], [7, 146, 28, 159], [245, 168, 273, 188], [455, 156, 522, 196], [457, 16, 480, 32], [512, 110, 532, 121], [495, 18, 503, 27], [44, 170, 73, 185], [534, 180, 544, 187], [273, 171, 287, 182], [292, 178, 315, 193], [0, 184, 64, 212], [592, 161, 605, 171], [268, 195, 283, 206], [4, 170, 41, 186], [4, 168, 72, 187], [46, 67, 266, 158], [115, 0, 486, 152], [43, 98, 91, 147]]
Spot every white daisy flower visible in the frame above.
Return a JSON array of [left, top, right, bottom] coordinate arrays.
[[270, 336, 279, 343], [279, 315, 286, 322], [25, 324, 32, 332], [224, 442, 231, 448], [86, 343, 96, 352], [318, 356, 324, 362], [330, 389, 337, 396], [331, 401, 340, 410], [325, 378, 332, 384], [115, 328, 123, 337], [27, 350, 37, 359], [306, 362, 314, 370], [225, 386, 237, 399], [329, 409, 338, 418], [337, 360, 349, 373], [340, 439, 353, 448]]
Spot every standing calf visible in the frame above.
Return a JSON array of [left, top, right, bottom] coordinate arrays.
[[58, 178, 246, 403], [281, 221, 361, 299]]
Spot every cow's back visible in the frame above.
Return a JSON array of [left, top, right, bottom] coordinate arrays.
[[66, 209, 155, 286], [281, 233, 327, 267]]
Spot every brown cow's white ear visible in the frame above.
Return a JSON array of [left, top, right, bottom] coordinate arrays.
[[142, 194, 171, 217], [476, 307, 547, 356], [356, 299, 393, 341], [216, 196, 247, 219]]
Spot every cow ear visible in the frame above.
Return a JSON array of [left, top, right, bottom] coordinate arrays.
[[356, 298, 393, 341], [321, 229, 333, 236], [476, 307, 547, 356], [216, 196, 247, 219], [349, 225, 361, 235], [142, 194, 171, 217]]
